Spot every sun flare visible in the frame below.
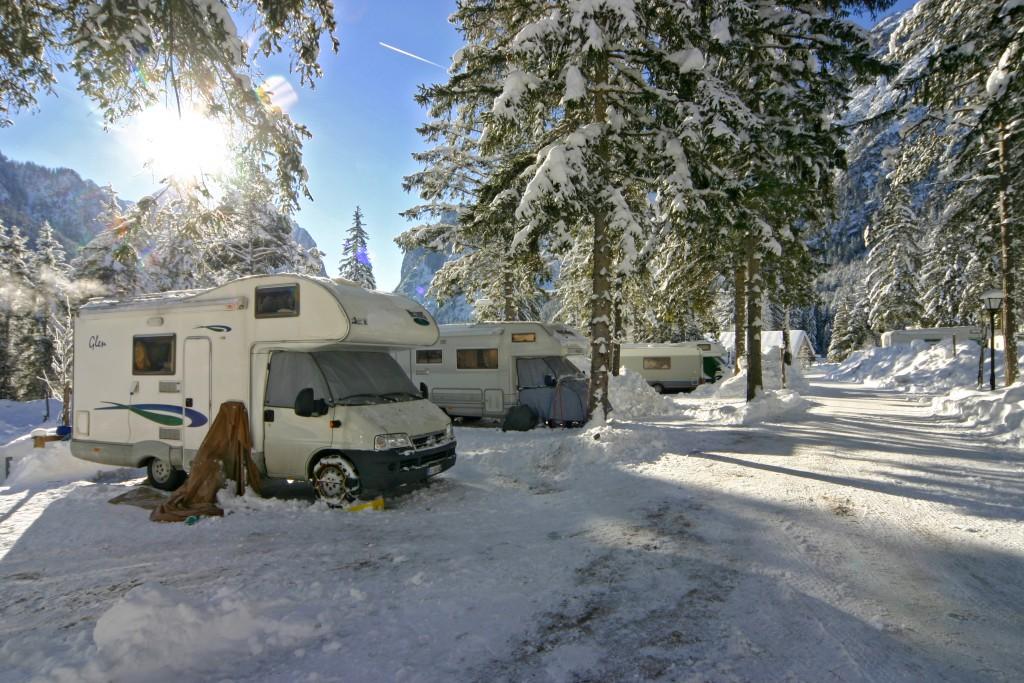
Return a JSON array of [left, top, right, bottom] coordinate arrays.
[[123, 105, 233, 183]]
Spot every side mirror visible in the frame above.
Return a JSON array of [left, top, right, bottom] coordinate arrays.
[[544, 374, 556, 387], [294, 388, 327, 417]]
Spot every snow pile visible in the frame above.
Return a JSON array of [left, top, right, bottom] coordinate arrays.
[[931, 383, 1024, 448], [607, 370, 676, 418], [692, 348, 808, 399], [827, 340, 996, 393], [2, 438, 120, 488], [1, 398, 59, 444], [66, 584, 328, 681], [679, 389, 809, 425]]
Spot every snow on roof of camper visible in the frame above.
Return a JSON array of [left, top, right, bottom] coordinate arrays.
[[79, 274, 439, 347]]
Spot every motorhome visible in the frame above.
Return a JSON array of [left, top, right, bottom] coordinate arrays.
[[392, 322, 589, 425], [70, 274, 456, 506], [881, 326, 983, 350], [620, 342, 727, 393]]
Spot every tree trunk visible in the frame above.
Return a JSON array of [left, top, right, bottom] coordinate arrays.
[[502, 258, 515, 320], [733, 259, 746, 375], [997, 122, 1017, 385], [745, 238, 763, 402], [587, 59, 612, 419], [781, 308, 791, 388]]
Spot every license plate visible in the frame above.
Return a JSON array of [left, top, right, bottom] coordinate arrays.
[[427, 464, 442, 477]]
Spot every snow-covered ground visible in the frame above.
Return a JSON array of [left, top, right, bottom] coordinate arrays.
[[1, 373, 1022, 682]]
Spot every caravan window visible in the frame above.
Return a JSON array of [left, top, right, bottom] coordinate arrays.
[[457, 348, 498, 369], [133, 335, 176, 375], [643, 357, 671, 370], [416, 349, 442, 364], [265, 352, 330, 408], [255, 284, 299, 318], [511, 332, 536, 343]]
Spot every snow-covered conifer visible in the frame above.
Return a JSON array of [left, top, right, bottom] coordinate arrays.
[[339, 207, 376, 289], [865, 184, 923, 332]]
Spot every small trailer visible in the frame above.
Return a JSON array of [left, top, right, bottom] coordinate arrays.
[[392, 322, 589, 425], [620, 341, 727, 393], [70, 274, 456, 506], [881, 326, 983, 350]]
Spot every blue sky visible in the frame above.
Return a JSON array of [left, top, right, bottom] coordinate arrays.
[[0, 0, 915, 291]]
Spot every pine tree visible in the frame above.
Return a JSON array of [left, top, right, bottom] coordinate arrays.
[[891, 0, 1023, 384], [865, 184, 923, 332], [339, 207, 376, 289]]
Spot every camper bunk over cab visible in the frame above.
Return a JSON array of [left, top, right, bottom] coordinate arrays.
[[393, 322, 590, 427], [70, 274, 456, 507]]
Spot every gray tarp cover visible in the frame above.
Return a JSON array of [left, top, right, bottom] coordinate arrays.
[[516, 357, 587, 423]]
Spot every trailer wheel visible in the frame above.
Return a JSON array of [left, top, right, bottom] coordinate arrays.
[[147, 458, 185, 491], [652, 383, 665, 394], [311, 455, 362, 508]]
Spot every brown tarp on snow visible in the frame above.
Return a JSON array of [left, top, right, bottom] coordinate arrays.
[[150, 401, 262, 523]]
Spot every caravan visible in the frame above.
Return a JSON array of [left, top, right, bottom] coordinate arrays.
[[70, 274, 456, 506], [620, 342, 727, 393], [392, 322, 589, 425]]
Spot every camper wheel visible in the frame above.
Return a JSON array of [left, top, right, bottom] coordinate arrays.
[[651, 383, 665, 394], [311, 455, 362, 508], [147, 458, 185, 491]]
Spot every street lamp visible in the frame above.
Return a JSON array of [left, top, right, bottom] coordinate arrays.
[[981, 288, 1004, 391]]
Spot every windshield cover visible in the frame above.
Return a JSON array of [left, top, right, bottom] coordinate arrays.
[[313, 350, 421, 405]]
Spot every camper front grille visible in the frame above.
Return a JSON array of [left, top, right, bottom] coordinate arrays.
[[411, 430, 447, 450]]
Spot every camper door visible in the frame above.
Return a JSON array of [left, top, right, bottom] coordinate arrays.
[[262, 351, 334, 478]]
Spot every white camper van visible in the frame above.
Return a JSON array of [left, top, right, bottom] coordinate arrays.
[[620, 342, 727, 393], [393, 322, 589, 424], [70, 274, 456, 506]]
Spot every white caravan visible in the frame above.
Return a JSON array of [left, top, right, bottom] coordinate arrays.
[[392, 322, 589, 424], [620, 342, 727, 393], [881, 326, 982, 349], [70, 274, 456, 506]]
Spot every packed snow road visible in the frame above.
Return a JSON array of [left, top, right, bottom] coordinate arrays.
[[1, 375, 1021, 682]]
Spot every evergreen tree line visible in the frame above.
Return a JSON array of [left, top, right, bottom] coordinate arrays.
[[828, 0, 1023, 374], [400, 0, 893, 412]]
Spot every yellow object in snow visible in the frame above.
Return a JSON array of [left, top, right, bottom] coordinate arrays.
[[348, 496, 384, 512]]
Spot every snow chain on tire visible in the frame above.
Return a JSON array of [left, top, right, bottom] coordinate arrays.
[[312, 455, 362, 509]]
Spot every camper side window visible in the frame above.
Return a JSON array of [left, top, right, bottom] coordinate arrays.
[[643, 357, 671, 370], [255, 284, 299, 318], [265, 352, 330, 408], [416, 350, 442, 364], [456, 349, 498, 369], [133, 335, 176, 375], [511, 332, 536, 343]]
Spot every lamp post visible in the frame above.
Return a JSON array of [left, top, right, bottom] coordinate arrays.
[[981, 288, 1004, 390]]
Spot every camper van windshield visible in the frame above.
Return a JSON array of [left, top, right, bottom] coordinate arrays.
[[313, 350, 421, 405]]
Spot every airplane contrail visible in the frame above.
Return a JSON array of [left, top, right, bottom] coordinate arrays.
[[379, 42, 445, 69]]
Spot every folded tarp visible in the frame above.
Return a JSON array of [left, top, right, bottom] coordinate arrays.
[[150, 401, 262, 523]]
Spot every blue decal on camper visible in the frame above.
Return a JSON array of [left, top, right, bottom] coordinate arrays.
[[195, 324, 232, 333], [96, 402, 209, 428]]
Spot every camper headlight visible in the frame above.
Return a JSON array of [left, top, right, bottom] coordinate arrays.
[[444, 422, 454, 441], [374, 433, 412, 451]]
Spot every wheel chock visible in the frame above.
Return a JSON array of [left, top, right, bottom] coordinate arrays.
[[348, 496, 384, 512]]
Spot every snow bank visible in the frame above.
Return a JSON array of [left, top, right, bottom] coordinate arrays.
[[66, 584, 328, 681], [677, 389, 808, 425], [2, 438, 121, 488], [692, 347, 808, 399], [0, 398, 60, 444], [931, 383, 1024, 449], [827, 340, 999, 393], [607, 370, 676, 418]]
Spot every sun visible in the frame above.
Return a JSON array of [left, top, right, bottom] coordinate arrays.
[[122, 104, 233, 183]]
